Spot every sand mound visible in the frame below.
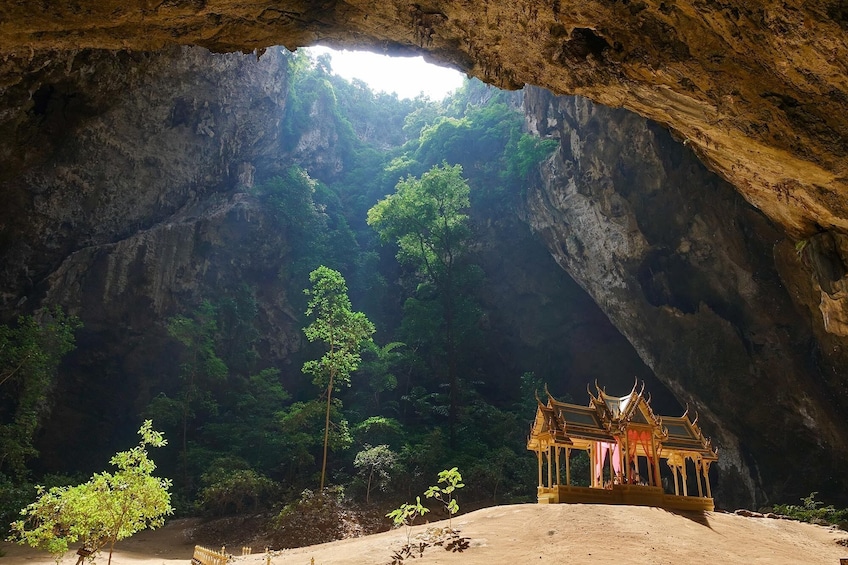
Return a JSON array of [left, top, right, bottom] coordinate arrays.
[[3, 504, 847, 565]]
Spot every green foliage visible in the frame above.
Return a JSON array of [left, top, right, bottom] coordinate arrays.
[[303, 266, 376, 490], [367, 164, 476, 445], [0, 474, 35, 538], [353, 444, 397, 503], [278, 398, 353, 478], [773, 492, 848, 527], [197, 468, 279, 516], [0, 308, 81, 479], [386, 496, 430, 544], [353, 342, 404, 414], [9, 421, 172, 565], [303, 266, 376, 392], [353, 416, 404, 448], [153, 301, 228, 490], [424, 467, 464, 530], [367, 163, 471, 283], [386, 466, 463, 552], [507, 134, 558, 179]]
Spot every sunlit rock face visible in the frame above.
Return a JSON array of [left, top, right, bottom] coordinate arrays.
[[4, 1, 848, 370], [523, 86, 848, 508]]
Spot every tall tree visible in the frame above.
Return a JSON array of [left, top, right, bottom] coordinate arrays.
[[366, 163, 472, 445], [302, 266, 375, 490]]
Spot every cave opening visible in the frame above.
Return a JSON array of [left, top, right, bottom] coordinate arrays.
[[12, 40, 817, 533]]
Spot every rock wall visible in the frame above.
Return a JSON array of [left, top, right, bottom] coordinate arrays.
[[0, 46, 311, 469], [0, 46, 290, 313], [523, 87, 848, 508]]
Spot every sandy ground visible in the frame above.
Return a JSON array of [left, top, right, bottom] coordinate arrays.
[[3, 505, 848, 565]]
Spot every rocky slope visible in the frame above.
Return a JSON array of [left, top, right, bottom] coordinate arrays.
[[0, 46, 309, 468], [523, 87, 848, 507]]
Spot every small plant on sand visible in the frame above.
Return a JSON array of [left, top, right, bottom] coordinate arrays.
[[386, 468, 470, 564], [386, 496, 429, 545], [386, 497, 430, 564], [424, 467, 464, 532]]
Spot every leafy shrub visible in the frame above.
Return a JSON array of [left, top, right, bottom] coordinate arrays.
[[0, 474, 34, 538], [9, 421, 172, 565], [424, 467, 464, 531], [773, 492, 848, 528]]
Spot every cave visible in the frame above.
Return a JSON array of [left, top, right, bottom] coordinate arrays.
[[2, 1, 848, 518]]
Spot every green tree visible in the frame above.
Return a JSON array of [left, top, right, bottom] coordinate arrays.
[[367, 163, 472, 445], [302, 266, 375, 490], [10, 421, 172, 565], [0, 307, 81, 479], [354, 341, 404, 413], [353, 444, 397, 503]]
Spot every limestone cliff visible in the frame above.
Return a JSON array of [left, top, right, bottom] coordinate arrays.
[[0, 46, 312, 468], [523, 87, 848, 507], [3, 1, 848, 407]]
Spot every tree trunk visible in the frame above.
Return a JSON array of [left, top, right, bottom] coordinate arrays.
[[366, 467, 373, 504], [320, 376, 333, 491]]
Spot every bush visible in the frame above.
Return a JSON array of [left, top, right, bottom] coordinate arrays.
[[9, 421, 172, 565], [0, 474, 35, 538], [773, 492, 848, 528]]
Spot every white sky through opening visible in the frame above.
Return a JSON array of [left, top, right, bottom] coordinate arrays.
[[304, 46, 465, 100]]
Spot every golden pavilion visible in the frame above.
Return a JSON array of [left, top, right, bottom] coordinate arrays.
[[527, 381, 718, 511]]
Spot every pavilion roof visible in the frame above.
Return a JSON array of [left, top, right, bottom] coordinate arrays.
[[528, 382, 718, 461]]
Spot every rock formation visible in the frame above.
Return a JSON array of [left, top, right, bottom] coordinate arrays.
[[523, 87, 848, 507], [2, 0, 848, 507]]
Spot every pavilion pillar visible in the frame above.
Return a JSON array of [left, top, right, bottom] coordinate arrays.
[[653, 442, 662, 489], [589, 445, 595, 487], [623, 434, 631, 484], [547, 447, 553, 489], [555, 446, 561, 486], [565, 448, 571, 486], [537, 448, 543, 487], [703, 461, 712, 498], [617, 440, 624, 483], [681, 460, 689, 496], [609, 444, 615, 485], [695, 459, 704, 497], [672, 465, 680, 496]]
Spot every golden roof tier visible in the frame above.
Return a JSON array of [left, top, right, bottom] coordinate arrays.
[[527, 381, 718, 511]]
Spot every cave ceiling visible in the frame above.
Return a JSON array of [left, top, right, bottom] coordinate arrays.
[[1, 1, 846, 239]]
